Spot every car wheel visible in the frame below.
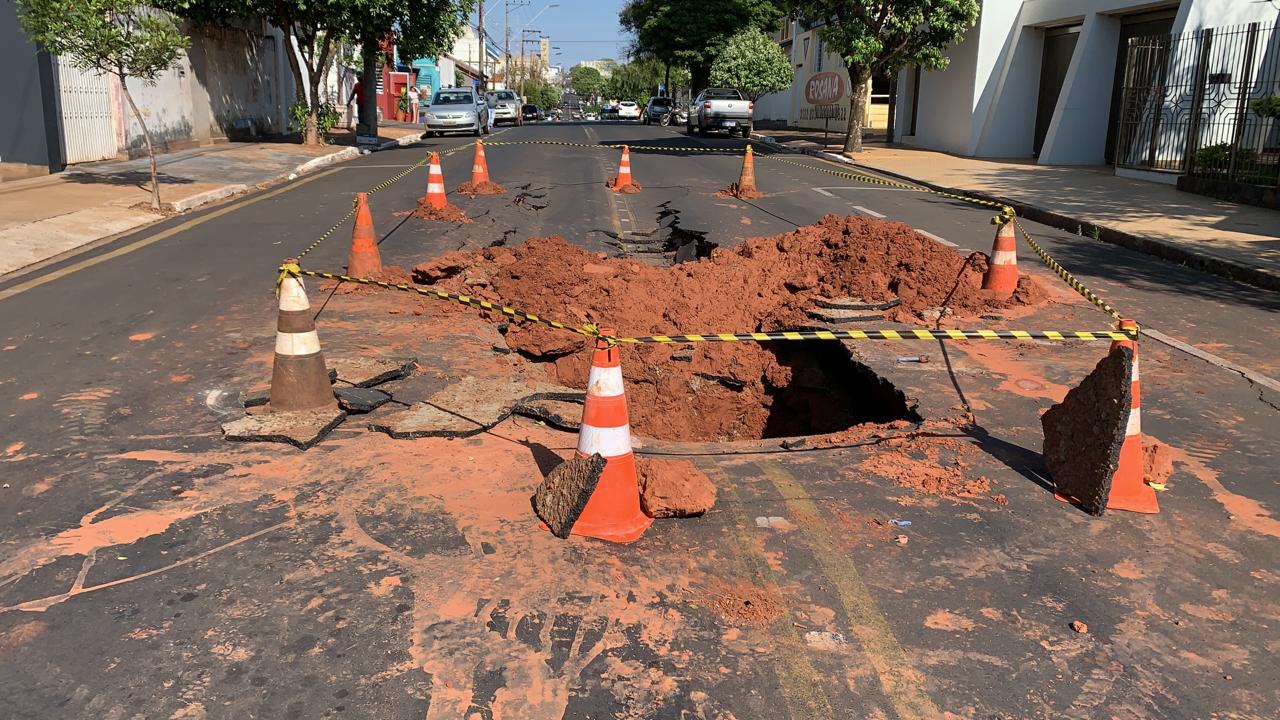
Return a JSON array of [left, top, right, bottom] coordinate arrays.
[[473, 126, 481, 137], [686, 123, 694, 135]]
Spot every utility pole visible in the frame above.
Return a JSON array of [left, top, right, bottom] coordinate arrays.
[[504, 0, 509, 91], [478, 0, 486, 90]]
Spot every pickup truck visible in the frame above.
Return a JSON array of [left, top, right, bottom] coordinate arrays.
[[687, 88, 753, 137]]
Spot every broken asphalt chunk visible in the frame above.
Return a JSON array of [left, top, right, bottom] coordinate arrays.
[[334, 387, 391, 414], [534, 453, 607, 538], [222, 407, 346, 450], [328, 357, 417, 388]]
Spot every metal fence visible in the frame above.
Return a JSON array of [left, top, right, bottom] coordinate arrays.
[[1115, 22, 1279, 187]]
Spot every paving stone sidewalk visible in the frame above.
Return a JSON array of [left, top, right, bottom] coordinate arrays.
[[754, 128, 1280, 290], [0, 126, 422, 277]]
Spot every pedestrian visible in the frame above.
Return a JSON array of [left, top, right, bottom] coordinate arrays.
[[485, 91, 495, 133], [407, 84, 420, 124], [351, 73, 366, 132]]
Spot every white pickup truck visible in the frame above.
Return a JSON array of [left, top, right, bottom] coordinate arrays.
[[687, 88, 753, 138]]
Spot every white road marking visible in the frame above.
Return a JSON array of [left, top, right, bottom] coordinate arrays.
[[814, 188, 835, 197], [852, 205, 885, 218], [916, 230, 957, 247]]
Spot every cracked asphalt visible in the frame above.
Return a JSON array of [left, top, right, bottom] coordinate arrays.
[[1, 120, 1277, 719]]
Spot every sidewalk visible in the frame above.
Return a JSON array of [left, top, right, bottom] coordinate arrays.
[[754, 128, 1280, 291], [0, 126, 422, 277]]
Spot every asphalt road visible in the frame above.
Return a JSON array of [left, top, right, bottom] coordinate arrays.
[[1, 120, 1277, 719]]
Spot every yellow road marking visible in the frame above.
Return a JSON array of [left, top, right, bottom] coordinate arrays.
[[0, 168, 342, 302], [710, 471, 835, 719], [758, 461, 941, 720]]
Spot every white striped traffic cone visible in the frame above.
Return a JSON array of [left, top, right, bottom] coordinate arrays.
[[1105, 319, 1158, 513], [269, 268, 336, 412], [423, 152, 447, 209], [570, 329, 652, 542], [609, 146, 636, 191], [471, 141, 491, 185], [982, 221, 1018, 295]]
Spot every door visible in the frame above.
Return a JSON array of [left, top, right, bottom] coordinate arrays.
[[1034, 25, 1080, 156], [1104, 8, 1178, 163], [55, 55, 117, 164]]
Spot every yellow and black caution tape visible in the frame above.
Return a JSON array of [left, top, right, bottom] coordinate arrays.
[[1012, 217, 1123, 322], [281, 265, 1138, 345]]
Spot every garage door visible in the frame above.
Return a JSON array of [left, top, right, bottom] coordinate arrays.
[[55, 56, 118, 164]]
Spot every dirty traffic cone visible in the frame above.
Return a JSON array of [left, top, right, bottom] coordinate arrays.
[[423, 152, 447, 209], [569, 329, 653, 542], [346, 192, 382, 278], [737, 144, 758, 194], [608, 146, 639, 192], [982, 221, 1019, 296], [269, 266, 336, 412], [471, 141, 491, 185], [1105, 319, 1158, 513]]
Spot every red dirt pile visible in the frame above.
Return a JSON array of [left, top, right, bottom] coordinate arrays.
[[396, 200, 472, 224], [851, 433, 1003, 504], [636, 458, 716, 518], [605, 177, 642, 193], [412, 214, 1052, 441], [716, 184, 763, 200], [456, 181, 507, 196]]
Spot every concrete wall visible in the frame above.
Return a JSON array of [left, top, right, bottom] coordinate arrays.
[[896, 0, 1280, 166], [0, 2, 61, 178]]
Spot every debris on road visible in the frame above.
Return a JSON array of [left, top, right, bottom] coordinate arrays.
[[1042, 346, 1134, 516], [455, 141, 506, 196], [534, 453, 608, 538], [328, 356, 418, 387], [1070, 620, 1089, 634], [636, 457, 717, 518], [222, 407, 346, 449]]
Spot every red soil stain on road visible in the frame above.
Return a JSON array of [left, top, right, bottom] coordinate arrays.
[[368, 575, 402, 597], [170, 374, 193, 383], [128, 332, 156, 341], [951, 343, 1071, 402], [5, 441, 24, 455], [0, 621, 47, 653], [1163, 442, 1280, 538], [3, 345, 16, 351], [18, 392, 38, 400], [50, 508, 199, 556], [1110, 560, 1145, 580], [925, 609, 976, 631]]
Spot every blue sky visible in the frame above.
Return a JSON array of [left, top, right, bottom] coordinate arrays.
[[474, 0, 630, 68]]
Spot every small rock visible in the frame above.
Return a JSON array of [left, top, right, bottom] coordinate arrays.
[[894, 534, 909, 545], [1070, 620, 1088, 634], [1223, 674, 1232, 681], [637, 458, 716, 518]]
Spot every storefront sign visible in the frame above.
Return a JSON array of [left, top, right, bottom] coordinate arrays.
[[804, 72, 846, 106]]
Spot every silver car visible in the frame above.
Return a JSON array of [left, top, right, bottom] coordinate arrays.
[[486, 89, 523, 126], [424, 87, 489, 137]]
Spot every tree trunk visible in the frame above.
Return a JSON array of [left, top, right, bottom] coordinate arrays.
[[119, 78, 162, 212], [361, 38, 379, 139], [691, 62, 710, 96], [844, 66, 873, 154], [283, 26, 310, 143]]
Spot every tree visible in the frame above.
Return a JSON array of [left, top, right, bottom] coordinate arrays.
[[785, 0, 978, 153], [708, 26, 792, 101], [526, 81, 561, 109], [603, 58, 668, 106], [619, 0, 783, 92], [166, 0, 472, 145], [570, 65, 604, 100], [18, 0, 188, 211]]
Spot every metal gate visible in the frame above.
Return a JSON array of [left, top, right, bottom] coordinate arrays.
[[55, 56, 118, 164], [1115, 22, 1279, 187]]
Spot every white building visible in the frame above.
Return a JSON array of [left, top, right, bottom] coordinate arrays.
[[895, 0, 1279, 181]]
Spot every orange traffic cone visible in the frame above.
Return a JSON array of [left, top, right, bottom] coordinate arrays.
[[270, 266, 336, 412], [982, 221, 1019, 296], [423, 152, 447, 209], [1105, 319, 1158, 513], [569, 329, 652, 542], [607, 146, 640, 193], [737, 145, 758, 194], [471, 141, 491, 185], [346, 192, 382, 277]]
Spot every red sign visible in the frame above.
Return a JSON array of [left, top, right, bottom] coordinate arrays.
[[805, 72, 845, 105]]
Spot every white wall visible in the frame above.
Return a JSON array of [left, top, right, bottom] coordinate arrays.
[[899, 0, 1280, 165]]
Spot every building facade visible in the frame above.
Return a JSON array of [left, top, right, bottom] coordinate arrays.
[[894, 0, 1279, 180], [753, 20, 885, 134]]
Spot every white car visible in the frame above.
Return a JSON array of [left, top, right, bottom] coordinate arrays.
[[617, 101, 641, 120]]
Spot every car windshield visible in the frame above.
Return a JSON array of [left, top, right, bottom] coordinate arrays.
[[650, 98, 672, 108], [493, 91, 517, 101], [433, 91, 473, 105], [703, 89, 741, 100], [620, 101, 636, 107]]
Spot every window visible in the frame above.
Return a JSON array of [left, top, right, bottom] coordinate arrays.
[[815, 36, 823, 72], [800, 37, 810, 67], [433, 90, 473, 105]]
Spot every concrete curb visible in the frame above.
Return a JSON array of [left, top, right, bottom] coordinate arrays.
[[750, 133, 1279, 292], [163, 183, 249, 213], [289, 147, 360, 179], [375, 133, 423, 151]]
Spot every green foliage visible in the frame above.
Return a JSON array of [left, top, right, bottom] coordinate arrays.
[[570, 65, 605, 99], [1249, 94, 1280, 119], [397, 87, 410, 111], [454, 68, 465, 87], [784, 0, 978, 76], [603, 59, 667, 106], [17, 0, 188, 80], [1192, 143, 1258, 171], [526, 81, 561, 109], [289, 101, 341, 134], [620, 0, 784, 87], [709, 26, 792, 100]]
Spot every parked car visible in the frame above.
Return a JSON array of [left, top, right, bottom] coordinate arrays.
[[423, 87, 488, 137], [687, 88, 752, 137], [486, 89, 523, 126], [585, 112, 599, 121], [617, 100, 641, 120], [521, 103, 541, 122], [642, 97, 676, 126]]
